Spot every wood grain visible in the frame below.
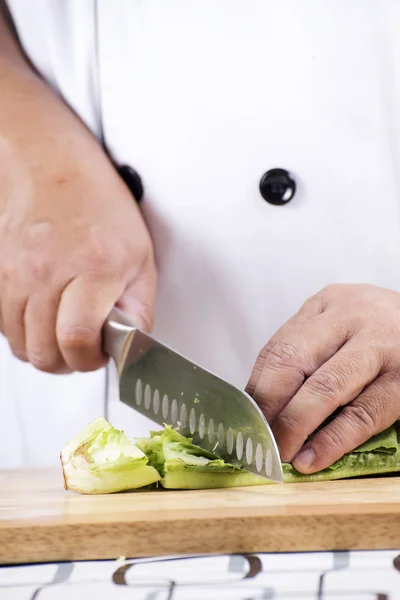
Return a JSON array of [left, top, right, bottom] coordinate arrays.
[[1, 468, 400, 564]]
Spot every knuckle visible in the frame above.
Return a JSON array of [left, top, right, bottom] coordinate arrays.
[[301, 292, 324, 313], [0, 262, 16, 283], [276, 411, 304, 438], [387, 368, 400, 386], [319, 283, 352, 308], [82, 239, 121, 276], [58, 326, 98, 351], [341, 402, 377, 435], [315, 424, 346, 452], [307, 369, 346, 399], [84, 246, 110, 272], [26, 221, 53, 242], [261, 340, 302, 372], [28, 254, 52, 283], [321, 283, 342, 296]]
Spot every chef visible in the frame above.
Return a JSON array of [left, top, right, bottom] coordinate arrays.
[[1, 0, 400, 474]]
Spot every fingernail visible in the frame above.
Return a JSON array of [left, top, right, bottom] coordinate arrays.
[[293, 448, 315, 472]]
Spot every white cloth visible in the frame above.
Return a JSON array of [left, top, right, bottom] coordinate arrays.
[[3, 0, 400, 466]]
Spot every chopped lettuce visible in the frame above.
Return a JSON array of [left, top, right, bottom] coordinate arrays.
[[61, 418, 400, 493], [61, 417, 161, 494], [136, 425, 232, 473], [135, 425, 263, 489], [137, 424, 400, 488]]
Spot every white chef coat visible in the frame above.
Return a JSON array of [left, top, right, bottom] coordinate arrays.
[[2, 0, 400, 467]]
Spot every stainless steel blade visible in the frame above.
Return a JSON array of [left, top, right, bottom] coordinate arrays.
[[103, 308, 283, 483]]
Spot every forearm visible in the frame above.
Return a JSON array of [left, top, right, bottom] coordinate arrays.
[[0, 2, 106, 195]]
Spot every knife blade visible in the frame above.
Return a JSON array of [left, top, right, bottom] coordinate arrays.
[[103, 308, 283, 483]]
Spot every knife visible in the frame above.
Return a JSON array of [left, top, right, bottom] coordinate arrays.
[[103, 307, 283, 483]]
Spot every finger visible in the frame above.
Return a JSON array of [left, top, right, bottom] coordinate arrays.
[[292, 372, 400, 473], [1, 295, 28, 361], [57, 276, 125, 372], [246, 312, 350, 423], [246, 296, 323, 398], [272, 337, 383, 462], [117, 255, 157, 332], [24, 290, 70, 373]]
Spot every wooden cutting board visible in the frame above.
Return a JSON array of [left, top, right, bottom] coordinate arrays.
[[1, 467, 400, 564]]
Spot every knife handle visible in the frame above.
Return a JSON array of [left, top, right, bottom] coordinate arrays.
[[102, 307, 137, 374]]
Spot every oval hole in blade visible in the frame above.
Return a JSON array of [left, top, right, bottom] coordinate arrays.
[[153, 389, 160, 415], [265, 448, 273, 477], [171, 399, 178, 425], [144, 384, 151, 411], [236, 432, 244, 461], [227, 428, 234, 454], [162, 394, 169, 420], [217, 423, 224, 447], [256, 443, 263, 472], [189, 408, 196, 434], [199, 413, 205, 439], [208, 418, 214, 443], [180, 403, 187, 429], [135, 379, 143, 406], [246, 437, 253, 465]]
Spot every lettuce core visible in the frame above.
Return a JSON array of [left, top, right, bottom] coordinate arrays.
[[61, 417, 161, 494]]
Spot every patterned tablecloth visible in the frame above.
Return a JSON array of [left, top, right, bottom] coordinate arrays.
[[1, 550, 400, 599]]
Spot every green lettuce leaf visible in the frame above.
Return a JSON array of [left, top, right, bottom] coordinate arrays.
[[352, 425, 398, 454], [136, 425, 240, 478], [153, 423, 400, 488], [281, 424, 400, 483]]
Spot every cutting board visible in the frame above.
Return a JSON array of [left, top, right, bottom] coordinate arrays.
[[1, 468, 400, 564]]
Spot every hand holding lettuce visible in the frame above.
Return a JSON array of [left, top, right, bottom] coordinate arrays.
[[283, 423, 400, 482], [246, 285, 400, 475], [61, 418, 400, 494]]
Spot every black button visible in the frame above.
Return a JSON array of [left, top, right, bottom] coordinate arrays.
[[118, 165, 144, 203], [259, 168, 296, 205]]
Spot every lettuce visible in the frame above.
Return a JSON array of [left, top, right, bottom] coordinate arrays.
[[61, 417, 161, 494], [137, 424, 400, 488], [136, 425, 266, 489], [61, 419, 400, 493]]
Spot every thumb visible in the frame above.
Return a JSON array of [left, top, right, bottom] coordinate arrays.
[[117, 256, 157, 332]]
